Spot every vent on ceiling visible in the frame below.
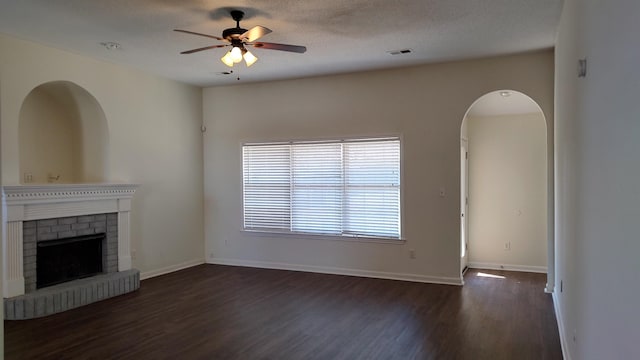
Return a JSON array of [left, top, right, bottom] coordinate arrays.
[[387, 49, 413, 56]]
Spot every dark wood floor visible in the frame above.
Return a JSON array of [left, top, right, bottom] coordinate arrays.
[[5, 265, 561, 360]]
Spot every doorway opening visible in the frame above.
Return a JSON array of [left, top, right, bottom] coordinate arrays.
[[461, 90, 548, 279]]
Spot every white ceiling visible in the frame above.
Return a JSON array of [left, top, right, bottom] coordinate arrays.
[[0, 0, 563, 87], [467, 90, 542, 117]]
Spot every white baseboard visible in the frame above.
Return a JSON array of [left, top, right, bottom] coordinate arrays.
[[553, 291, 571, 360], [207, 258, 463, 286], [140, 258, 205, 280], [468, 262, 547, 273]]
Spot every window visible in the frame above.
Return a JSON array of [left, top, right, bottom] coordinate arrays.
[[243, 137, 401, 239]]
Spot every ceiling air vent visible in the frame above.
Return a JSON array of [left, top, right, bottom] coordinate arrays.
[[387, 49, 413, 56]]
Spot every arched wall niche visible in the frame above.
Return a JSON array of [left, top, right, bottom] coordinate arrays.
[[19, 81, 109, 184]]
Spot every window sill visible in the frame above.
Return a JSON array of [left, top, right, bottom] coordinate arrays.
[[241, 229, 406, 245]]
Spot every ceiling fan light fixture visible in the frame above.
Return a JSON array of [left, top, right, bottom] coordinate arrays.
[[230, 46, 243, 63], [178, 9, 307, 70], [243, 50, 258, 67], [221, 51, 235, 67]]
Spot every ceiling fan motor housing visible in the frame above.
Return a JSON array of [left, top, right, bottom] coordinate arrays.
[[224, 10, 247, 42], [222, 27, 247, 41]]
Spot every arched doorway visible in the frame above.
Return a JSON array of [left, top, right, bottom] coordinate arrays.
[[461, 90, 548, 278], [19, 81, 109, 184]]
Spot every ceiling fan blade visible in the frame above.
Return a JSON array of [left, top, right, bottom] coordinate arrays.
[[174, 29, 225, 41], [240, 25, 272, 42], [251, 42, 307, 53], [180, 44, 228, 54]]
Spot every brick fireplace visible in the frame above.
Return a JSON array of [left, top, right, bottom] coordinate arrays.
[[24, 213, 118, 292], [2, 184, 139, 319]]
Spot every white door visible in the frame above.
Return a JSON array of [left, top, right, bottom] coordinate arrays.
[[460, 140, 469, 273]]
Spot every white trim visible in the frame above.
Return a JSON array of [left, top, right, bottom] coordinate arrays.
[[468, 262, 547, 273], [4, 279, 24, 297], [240, 133, 404, 147], [2, 183, 138, 297], [117, 210, 131, 272], [2, 184, 138, 222], [20, 200, 119, 221], [3, 183, 138, 206], [460, 266, 468, 286], [553, 291, 571, 360], [140, 259, 205, 280], [241, 229, 406, 245], [242, 137, 403, 241], [207, 258, 463, 286], [3, 221, 24, 296]]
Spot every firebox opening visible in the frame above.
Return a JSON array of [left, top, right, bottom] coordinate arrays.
[[36, 233, 106, 289]]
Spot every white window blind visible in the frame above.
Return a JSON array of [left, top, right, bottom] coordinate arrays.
[[243, 138, 401, 239], [343, 140, 400, 238], [292, 143, 343, 235], [243, 144, 291, 230]]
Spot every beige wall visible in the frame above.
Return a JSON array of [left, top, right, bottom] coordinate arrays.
[[203, 50, 554, 283], [19, 85, 82, 183], [70, 81, 110, 183], [0, 70, 4, 356], [0, 34, 205, 276], [467, 113, 547, 270], [555, 0, 640, 359]]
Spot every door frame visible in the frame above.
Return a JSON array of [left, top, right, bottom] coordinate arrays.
[[460, 139, 469, 275]]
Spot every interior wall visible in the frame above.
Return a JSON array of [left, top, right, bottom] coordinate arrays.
[[1, 77, 4, 358], [467, 113, 547, 270], [203, 50, 554, 283], [19, 86, 82, 183], [555, 0, 640, 359], [0, 34, 205, 277], [69, 82, 110, 183], [19, 81, 111, 184]]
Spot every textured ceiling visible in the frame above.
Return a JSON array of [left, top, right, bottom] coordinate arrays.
[[0, 0, 563, 87]]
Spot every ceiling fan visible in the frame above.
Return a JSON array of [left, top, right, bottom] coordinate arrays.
[[174, 10, 307, 68]]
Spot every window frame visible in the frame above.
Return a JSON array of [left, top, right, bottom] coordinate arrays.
[[241, 135, 405, 243]]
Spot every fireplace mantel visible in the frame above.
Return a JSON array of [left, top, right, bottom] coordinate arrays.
[[3, 183, 138, 206], [2, 183, 139, 298]]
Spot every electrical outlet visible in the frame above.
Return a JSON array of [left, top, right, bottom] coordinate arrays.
[[209, 252, 215, 259], [24, 173, 33, 183], [409, 249, 416, 259], [131, 249, 137, 260], [503, 242, 511, 251]]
